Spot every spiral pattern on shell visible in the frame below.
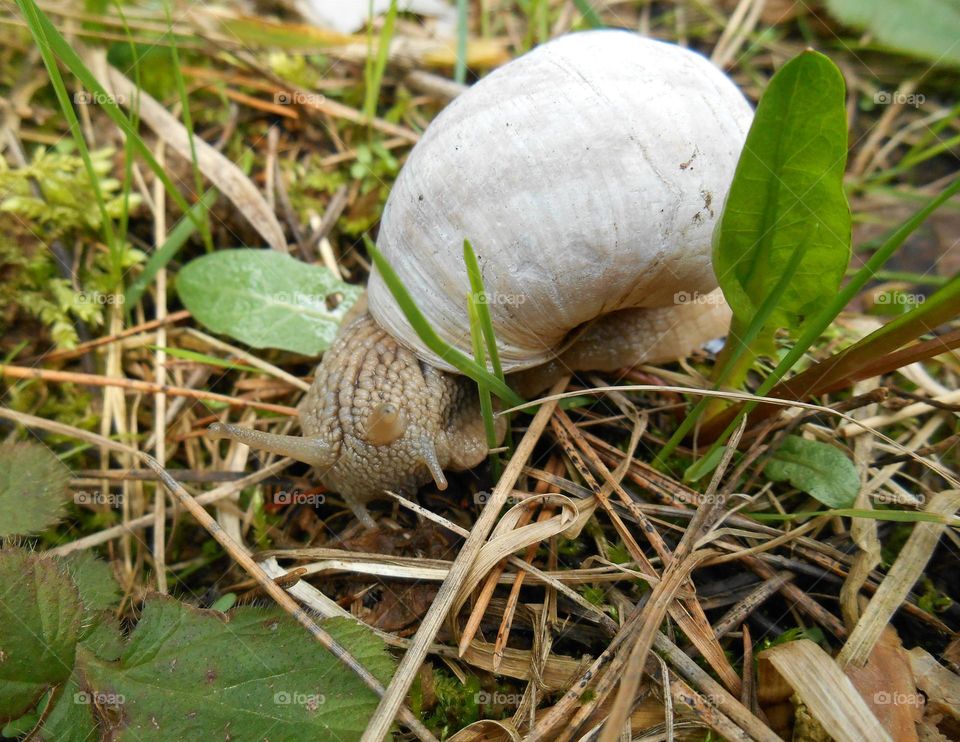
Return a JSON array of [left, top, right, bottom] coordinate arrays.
[[368, 30, 753, 373]]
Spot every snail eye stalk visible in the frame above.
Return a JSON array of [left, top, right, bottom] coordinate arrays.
[[207, 422, 336, 469]]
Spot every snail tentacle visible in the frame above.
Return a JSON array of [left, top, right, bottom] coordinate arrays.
[[207, 422, 336, 469]]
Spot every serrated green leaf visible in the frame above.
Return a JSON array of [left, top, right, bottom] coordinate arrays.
[[79, 596, 394, 740], [0, 442, 71, 537], [825, 0, 960, 67], [176, 249, 362, 356], [0, 549, 83, 722], [36, 674, 98, 742], [763, 435, 860, 508], [713, 51, 850, 340], [35, 615, 124, 741], [56, 552, 120, 613]]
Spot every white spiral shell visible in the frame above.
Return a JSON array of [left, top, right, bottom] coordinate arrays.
[[368, 30, 753, 373]]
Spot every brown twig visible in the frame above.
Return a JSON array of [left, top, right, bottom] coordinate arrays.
[[0, 364, 298, 416]]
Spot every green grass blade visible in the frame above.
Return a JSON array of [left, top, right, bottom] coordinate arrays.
[[363, 0, 399, 121], [468, 295, 500, 478], [455, 0, 469, 85], [149, 346, 260, 374], [18, 0, 196, 223], [462, 240, 505, 380], [572, 0, 604, 27], [364, 237, 524, 407], [164, 0, 212, 251], [463, 239, 514, 453], [656, 231, 811, 466], [17, 0, 115, 254], [704, 173, 960, 451], [125, 189, 218, 308]]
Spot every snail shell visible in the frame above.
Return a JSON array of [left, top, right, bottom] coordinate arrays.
[[367, 30, 753, 373]]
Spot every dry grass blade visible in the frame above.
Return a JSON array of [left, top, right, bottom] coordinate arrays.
[[450, 494, 587, 624], [838, 490, 960, 668], [360, 376, 568, 742], [0, 364, 298, 415], [761, 639, 892, 742], [84, 50, 288, 253]]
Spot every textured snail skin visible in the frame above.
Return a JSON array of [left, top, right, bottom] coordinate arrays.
[[298, 312, 500, 501], [208, 30, 747, 524]]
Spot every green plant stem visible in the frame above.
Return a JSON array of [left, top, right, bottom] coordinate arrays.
[[363, 0, 398, 121], [164, 0, 213, 251], [18, 0, 198, 227], [463, 239, 513, 453], [468, 295, 500, 478], [19, 0, 115, 254], [365, 239, 524, 408], [656, 241, 807, 466], [698, 173, 960, 458], [455, 0, 469, 84]]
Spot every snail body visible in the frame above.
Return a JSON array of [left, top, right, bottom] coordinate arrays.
[[209, 30, 752, 524]]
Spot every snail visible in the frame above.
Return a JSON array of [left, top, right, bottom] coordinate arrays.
[[208, 30, 753, 525]]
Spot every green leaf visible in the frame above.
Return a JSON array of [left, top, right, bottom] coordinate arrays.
[[150, 345, 261, 374], [713, 50, 850, 346], [0, 442, 71, 537], [37, 674, 99, 742], [0, 549, 83, 722], [825, 0, 960, 67], [683, 446, 726, 484], [763, 435, 859, 508], [176, 249, 362, 356], [79, 596, 394, 740], [56, 551, 120, 613]]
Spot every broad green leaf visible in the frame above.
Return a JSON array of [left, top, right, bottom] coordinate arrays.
[[0, 549, 83, 722], [763, 435, 860, 508], [176, 249, 362, 356], [36, 674, 99, 742], [80, 596, 394, 740], [56, 552, 120, 613], [713, 51, 850, 348], [825, 0, 960, 67], [0, 442, 71, 537], [36, 617, 125, 741]]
